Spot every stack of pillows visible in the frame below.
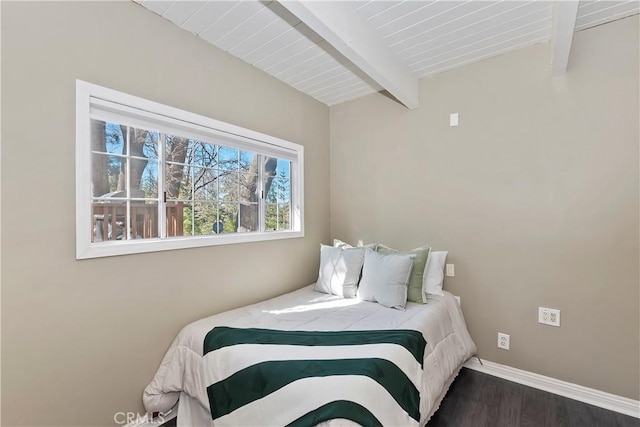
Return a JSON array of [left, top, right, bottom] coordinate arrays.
[[314, 239, 448, 310]]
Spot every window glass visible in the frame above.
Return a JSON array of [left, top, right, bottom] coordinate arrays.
[[265, 159, 292, 231], [78, 80, 303, 259], [91, 120, 160, 241]]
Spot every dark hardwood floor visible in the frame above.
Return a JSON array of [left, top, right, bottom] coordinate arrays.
[[161, 368, 639, 426], [427, 368, 639, 427]]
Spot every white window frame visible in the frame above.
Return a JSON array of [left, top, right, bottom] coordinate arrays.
[[76, 80, 304, 259]]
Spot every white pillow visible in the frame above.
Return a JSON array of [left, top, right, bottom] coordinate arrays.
[[357, 249, 415, 310], [333, 238, 377, 250], [423, 251, 448, 297], [315, 245, 365, 298], [333, 238, 353, 249]]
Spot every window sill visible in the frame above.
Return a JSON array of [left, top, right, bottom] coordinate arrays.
[[76, 230, 304, 259]]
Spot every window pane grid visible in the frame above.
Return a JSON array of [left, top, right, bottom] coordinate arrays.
[[91, 134, 292, 237], [91, 150, 126, 158], [80, 80, 303, 258], [90, 121, 164, 242], [129, 154, 153, 162], [165, 160, 192, 167], [124, 126, 131, 240]]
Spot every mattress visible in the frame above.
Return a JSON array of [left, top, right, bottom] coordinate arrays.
[[143, 284, 477, 426]]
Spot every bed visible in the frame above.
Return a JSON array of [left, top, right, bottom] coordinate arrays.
[[143, 284, 477, 426]]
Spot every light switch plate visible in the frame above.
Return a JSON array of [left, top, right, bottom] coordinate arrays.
[[450, 113, 459, 127], [446, 264, 455, 277]]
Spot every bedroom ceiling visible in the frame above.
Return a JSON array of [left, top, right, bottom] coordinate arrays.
[[135, 0, 639, 108]]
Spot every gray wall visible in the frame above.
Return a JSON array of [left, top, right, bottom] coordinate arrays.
[[2, 2, 638, 426], [330, 16, 639, 400], [1, 2, 329, 426]]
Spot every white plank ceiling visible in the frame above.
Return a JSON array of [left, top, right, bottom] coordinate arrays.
[[137, 0, 639, 107]]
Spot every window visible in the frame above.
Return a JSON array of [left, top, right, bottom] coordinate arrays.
[[76, 80, 304, 259]]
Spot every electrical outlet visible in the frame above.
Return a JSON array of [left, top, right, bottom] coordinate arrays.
[[538, 307, 561, 327], [498, 333, 510, 350], [538, 307, 549, 324], [548, 308, 560, 326]]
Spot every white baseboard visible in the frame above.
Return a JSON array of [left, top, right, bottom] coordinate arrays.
[[465, 358, 640, 419]]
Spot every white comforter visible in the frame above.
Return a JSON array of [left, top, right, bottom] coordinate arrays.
[[144, 285, 477, 426]]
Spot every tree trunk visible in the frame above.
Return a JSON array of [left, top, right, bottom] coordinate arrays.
[[263, 157, 278, 199], [165, 136, 188, 198], [117, 126, 148, 196], [238, 157, 277, 232], [91, 120, 109, 197]]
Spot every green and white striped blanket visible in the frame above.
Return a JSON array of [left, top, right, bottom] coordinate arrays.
[[203, 327, 427, 426]]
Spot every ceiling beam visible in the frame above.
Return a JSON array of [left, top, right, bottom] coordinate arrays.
[[278, 1, 419, 109], [550, 0, 579, 76]]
